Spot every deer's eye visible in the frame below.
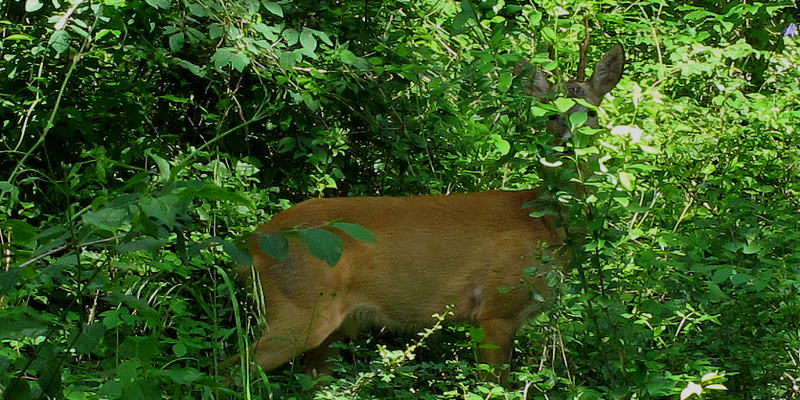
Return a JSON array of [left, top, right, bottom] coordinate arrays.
[[548, 115, 559, 121], [588, 110, 597, 118]]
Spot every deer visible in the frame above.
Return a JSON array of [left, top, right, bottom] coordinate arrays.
[[237, 44, 625, 381]]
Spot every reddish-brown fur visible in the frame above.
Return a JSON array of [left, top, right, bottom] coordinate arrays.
[[241, 44, 624, 377]]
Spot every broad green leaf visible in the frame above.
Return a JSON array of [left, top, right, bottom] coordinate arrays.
[[711, 266, 733, 284], [83, 207, 129, 231], [541, 26, 556, 43], [300, 228, 343, 266], [195, 184, 252, 207], [262, 1, 283, 17], [211, 48, 234, 69], [553, 97, 574, 113], [707, 282, 728, 300], [163, 367, 202, 384], [258, 234, 289, 261], [497, 71, 512, 92], [49, 30, 71, 54], [96, 29, 121, 41], [741, 242, 763, 254], [493, 136, 510, 155], [331, 222, 377, 243], [568, 111, 588, 129], [145, 150, 171, 182], [1, 219, 37, 244], [300, 29, 317, 54], [145, 0, 170, 9], [168, 32, 184, 52], [73, 323, 107, 354], [278, 50, 297, 69], [339, 49, 359, 66], [314, 30, 333, 46], [25, 0, 42, 12], [730, 272, 752, 287], [175, 59, 205, 77], [282, 28, 299, 45], [140, 195, 178, 227], [187, 3, 206, 16], [172, 342, 187, 357], [230, 52, 250, 72], [277, 137, 296, 153], [618, 171, 636, 191], [209, 23, 224, 39], [223, 240, 253, 265]]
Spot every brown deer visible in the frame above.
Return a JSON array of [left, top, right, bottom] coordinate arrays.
[[240, 44, 624, 379]]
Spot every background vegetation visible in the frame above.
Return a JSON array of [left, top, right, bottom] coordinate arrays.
[[1, 0, 799, 398]]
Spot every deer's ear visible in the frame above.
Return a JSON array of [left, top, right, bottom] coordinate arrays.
[[529, 68, 557, 99], [590, 44, 625, 96]]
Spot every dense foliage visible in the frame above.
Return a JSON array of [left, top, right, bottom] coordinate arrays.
[[1, 0, 799, 399]]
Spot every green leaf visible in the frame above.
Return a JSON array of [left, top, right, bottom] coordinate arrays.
[[175, 59, 205, 77], [278, 50, 297, 69], [300, 29, 317, 56], [711, 266, 733, 284], [1, 219, 37, 245], [330, 222, 377, 243], [492, 135, 510, 155], [730, 272, 753, 287], [569, 111, 588, 128], [168, 32, 184, 52], [4, 34, 35, 41], [187, 3, 206, 16], [195, 184, 252, 207], [553, 97, 574, 113], [83, 207, 129, 231], [258, 234, 289, 261], [300, 228, 343, 266], [145, 0, 170, 9], [541, 26, 557, 43], [140, 195, 178, 227], [145, 150, 171, 182], [741, 242, 763, 254], [497, 72, 512, 92], [172, 342, 187, 357], [618, 171, 636, 191], [73, 323, 107, 354], [262, 1, 283, 17], [339, 49, 359, 66], [49, 30, 71, 54], [230, 51, 250, 72], [163, 367, 202, 384], [223, 240, 253, 265], [211, 47, 234, 69], [25, 0, 42, 12], [314, 30, 333, 46], [282, 28, 299, 45]]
